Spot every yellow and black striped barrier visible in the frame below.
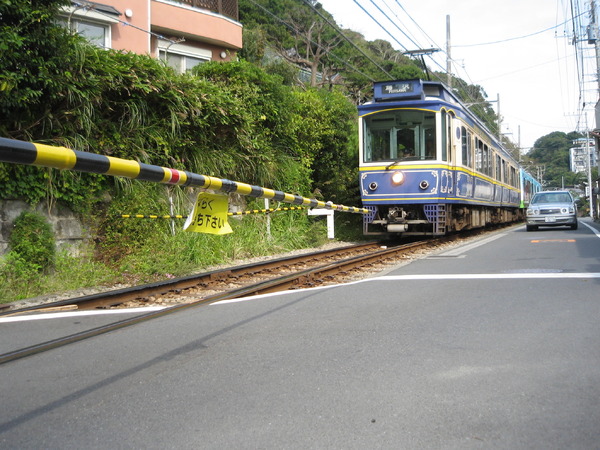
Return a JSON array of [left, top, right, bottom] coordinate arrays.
[[119, 207, 306, 220], [120, 215, 187, 219], [0, 137, 368, 214]]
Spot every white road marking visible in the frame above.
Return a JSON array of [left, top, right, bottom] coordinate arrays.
[[377, 273, 600, 280], [582, 220, 600, 238], [211, 271, 600, 305], [0, 306, 166, 323]]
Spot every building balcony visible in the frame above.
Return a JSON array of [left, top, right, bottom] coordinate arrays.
[[177, 0, 238, 21], [151, 0, 242, 51]]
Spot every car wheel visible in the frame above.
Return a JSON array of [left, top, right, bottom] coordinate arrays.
[[571, 222, 578, 230]]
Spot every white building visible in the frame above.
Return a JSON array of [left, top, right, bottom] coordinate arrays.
[[569, 138, 597, 173]]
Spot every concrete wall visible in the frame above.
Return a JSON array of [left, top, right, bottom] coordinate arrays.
[[0, 200, 87, 256]]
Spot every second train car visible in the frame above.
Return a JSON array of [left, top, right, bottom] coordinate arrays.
[[359, 79, 540, 236]]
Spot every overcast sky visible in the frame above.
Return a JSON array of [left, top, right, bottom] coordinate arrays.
[[317, 0, 598, 150]]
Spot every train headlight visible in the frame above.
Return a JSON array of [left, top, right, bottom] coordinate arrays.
[[391, 171, 405, 185], [368, 182, 378, 191]]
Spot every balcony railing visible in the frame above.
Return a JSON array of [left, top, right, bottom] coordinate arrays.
[[177, 0, 238, 21]]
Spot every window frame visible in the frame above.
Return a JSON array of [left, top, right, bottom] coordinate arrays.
[[58, 5, 119, 49], [157, 39, 212, 73]]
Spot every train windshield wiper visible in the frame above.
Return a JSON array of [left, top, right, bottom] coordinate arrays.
[[386, 159, 402, 170]]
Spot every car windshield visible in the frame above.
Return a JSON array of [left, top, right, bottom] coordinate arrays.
[[531, 193, 572, 204]]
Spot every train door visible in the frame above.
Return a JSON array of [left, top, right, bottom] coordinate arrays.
[[429, 109, 454, 234], [440, 110, 454, 196]]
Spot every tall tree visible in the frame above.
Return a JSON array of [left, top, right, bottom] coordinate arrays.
[[277, 9, 342, 87]]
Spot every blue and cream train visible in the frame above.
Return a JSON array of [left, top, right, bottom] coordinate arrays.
[[359, 79, 541, 236]]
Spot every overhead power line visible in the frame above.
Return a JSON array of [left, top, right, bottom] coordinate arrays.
[[351, 0, 408, 51], [366, 0, 421, 50], [453, 12, 586, 48]]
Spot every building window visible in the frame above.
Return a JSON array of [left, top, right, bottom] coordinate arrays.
[[159, 51, 208, 73], [59, 2, 120, 49], [73, 19, 110, 48], [158, 40, 212, 73]]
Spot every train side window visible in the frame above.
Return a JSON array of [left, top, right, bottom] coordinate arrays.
[[461, 127, 468, 166], [467, 131, 473, 168], [440, 111, 453, 162], [475, 138, 483, 172], [495, 155, 502, 180], [482, 144, 489, 175], [441, 112, 448, 161]]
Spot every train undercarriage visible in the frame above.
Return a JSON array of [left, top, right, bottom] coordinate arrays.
[[363, 204, 522, 236]]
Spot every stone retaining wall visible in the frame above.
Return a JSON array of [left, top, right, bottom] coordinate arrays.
[[0, 200, 87, 256]]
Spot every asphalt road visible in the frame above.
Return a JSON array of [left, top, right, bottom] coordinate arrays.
[[1, 219, 600, 449]]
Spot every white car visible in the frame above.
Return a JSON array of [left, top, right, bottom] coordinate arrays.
[[526, 190, 578, 231]]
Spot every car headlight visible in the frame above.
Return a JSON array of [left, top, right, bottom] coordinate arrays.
[[569, 206, 575, 213], [391, 171, 405, 185], [561, 208, 567, 214], [527, 208, 539, 215]]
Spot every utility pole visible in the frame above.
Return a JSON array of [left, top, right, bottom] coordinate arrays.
[[586, 131, 595, 218], [497, 93, 501, 140], [591, 0, 600, 219], [518, 125, 522, 161], [446, 15, 452, 88], [590, 0, 600, 93]]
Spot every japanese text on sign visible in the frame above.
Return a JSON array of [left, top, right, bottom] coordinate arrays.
[[183, 192, 233, 235]]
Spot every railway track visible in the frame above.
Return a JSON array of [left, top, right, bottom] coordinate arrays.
[[1, 241, 421, 314], [0, 226, 509, 364]]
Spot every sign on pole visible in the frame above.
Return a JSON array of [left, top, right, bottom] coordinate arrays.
[[183, 192, 233, 235]]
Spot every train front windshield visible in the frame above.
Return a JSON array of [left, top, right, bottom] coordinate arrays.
[[362, 109, 436, 163]]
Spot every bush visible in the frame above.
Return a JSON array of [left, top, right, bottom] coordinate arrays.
[[8, 210, 55, 273]]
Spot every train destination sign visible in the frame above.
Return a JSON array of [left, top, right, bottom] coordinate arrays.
[[382, 82, 414, 94], [373, 79, 424, 101]]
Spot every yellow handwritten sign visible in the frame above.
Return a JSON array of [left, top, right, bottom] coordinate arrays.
[[183, 192, 233, 235]]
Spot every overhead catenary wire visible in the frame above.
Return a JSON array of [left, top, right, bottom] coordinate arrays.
[[351, 0, 408, 52], [366, 0, 421, 51]]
